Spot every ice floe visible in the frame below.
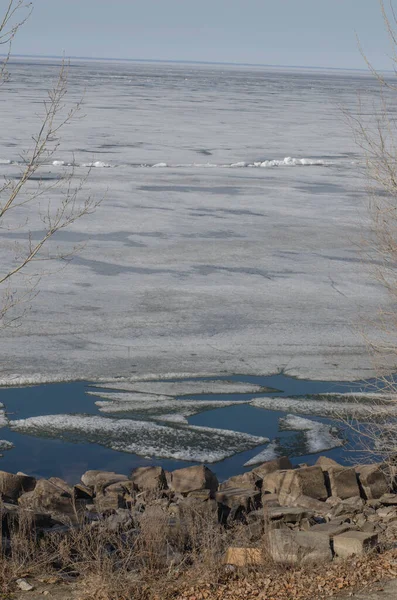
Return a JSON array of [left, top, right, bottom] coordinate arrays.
[[90, 392, 250, 418], [92, 380, 268, 396], [279, 414, 344, 453], [0, 404, 8, 428], [250, 395, 397, 418], [9, 414, 268, 463], [243, 441, 279, 466], [0, 440, 14, 451]]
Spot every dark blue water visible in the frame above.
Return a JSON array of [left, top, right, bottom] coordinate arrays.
[[0, 373, 380, 483]]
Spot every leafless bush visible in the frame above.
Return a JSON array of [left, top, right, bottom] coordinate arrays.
[[0, 1, 100, 327]]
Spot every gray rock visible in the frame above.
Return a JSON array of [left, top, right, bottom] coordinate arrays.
[[251, 457, 292, 480], [310, 521, 357, 538], [379, 493, 397, 506], [355, 464, 390, 500], [267, 505, 313, 524], [278, 466, 328, 504], [105, 509, 134, 532], [219, 471, 259, 491], [333, 530, 378, 558], [267, 529, 332, 564], [216, 487, 261, 511], [170, 465, 218, 497], [315, 456, 343, 470], [16, 579, 34, 592], [18, 479, 76, 522], [0, 471, 36, 502], [326, 467, 360, 500], [261, 470, 289, 494], [290, 494, 329, 516], [130, 466, 167, 492], [81, 470, 128, 491]]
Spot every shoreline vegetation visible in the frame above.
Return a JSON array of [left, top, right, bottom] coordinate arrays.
[[2, 456, 397, 599]]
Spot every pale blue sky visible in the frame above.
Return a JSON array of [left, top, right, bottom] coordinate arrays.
[[11, 0, 395, 70]]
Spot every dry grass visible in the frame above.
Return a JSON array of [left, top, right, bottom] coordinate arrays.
[[0, 499, 254, 600], [0, 501, 396, 600]]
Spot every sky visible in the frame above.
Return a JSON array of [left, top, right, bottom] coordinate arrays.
[[9, 0, 396, 70]]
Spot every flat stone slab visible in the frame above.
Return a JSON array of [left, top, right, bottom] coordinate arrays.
[[333, 531, 378, 558], [266, 506, 313, 523], [310, 521, 357, 538], [267, 529, 332, 564], [216, 488, 261, 509], [379, 494, 397, 506]]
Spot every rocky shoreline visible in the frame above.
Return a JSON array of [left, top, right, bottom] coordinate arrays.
[[1, 455, 397, 568]]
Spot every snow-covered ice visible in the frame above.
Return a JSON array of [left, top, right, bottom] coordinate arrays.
[[250, 395, 397, 418], [9, 414, 268, 462], [244, 441, 279, 466], [0, 59, 391, 382], [90, 380, 267, 395], [279, 414, 344, 453], [0, 440, 14, 451], [91, 393, 250, 418]]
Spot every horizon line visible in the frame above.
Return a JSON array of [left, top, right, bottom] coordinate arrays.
[[1, 53, 386, 73]]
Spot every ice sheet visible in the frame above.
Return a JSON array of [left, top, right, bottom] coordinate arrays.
[[9, 414, 268, 462], [0, 60, 390, 382]]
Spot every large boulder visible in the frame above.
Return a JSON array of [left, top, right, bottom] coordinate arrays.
[[326, 467, 360, 500], [290, 494, 329, 516], [0, 471, 36, 502], [94, 481, 129, 513], [262, 470, 290, 494], [18, 479, 76, 522], [355, 464, 390, 500], [266, 506, 313, 524], [310, 520, 357, 538], [216, 488, 261, 511], [333, 531, 378, 558], [130, 466, 167, 492], [219, 471, 259, 491], [81, 471, 128, 493], [278, 466, 328, 504], [267, 529, 332, 564], [252, 457, 292, 480], [315, 456, 342, 470], [170, 465, 218, 497], [216, 488, 261, 524]]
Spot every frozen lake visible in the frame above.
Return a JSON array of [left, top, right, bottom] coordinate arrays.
[[0, 59, 393, 475], [0, 59, 389, 384]]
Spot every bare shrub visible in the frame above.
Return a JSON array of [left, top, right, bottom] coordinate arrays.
[[0, 1, 100, 327]]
